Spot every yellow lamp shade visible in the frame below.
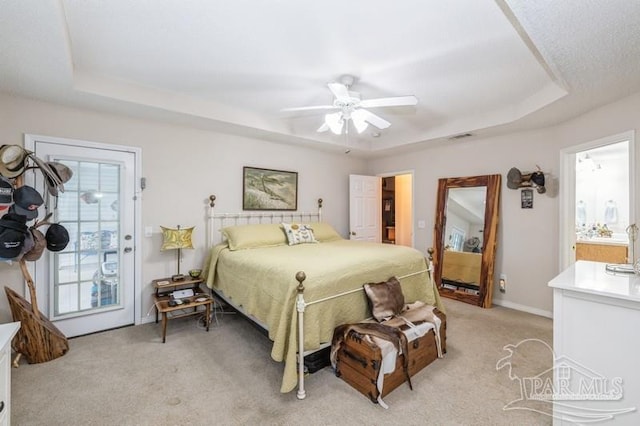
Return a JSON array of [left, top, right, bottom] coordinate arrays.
[[160, 226, 195, 250]]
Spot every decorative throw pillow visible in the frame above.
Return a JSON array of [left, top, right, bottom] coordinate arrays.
[[363, 276, 405, 322], [282, 223, 318, 245]]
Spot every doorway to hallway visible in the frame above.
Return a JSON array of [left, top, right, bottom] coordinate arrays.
[[381, 173, 413, 247]]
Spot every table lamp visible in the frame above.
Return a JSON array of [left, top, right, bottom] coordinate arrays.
[[160, 225, 195, 281]]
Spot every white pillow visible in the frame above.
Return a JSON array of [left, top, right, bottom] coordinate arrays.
[[282, 223, 318, 245]]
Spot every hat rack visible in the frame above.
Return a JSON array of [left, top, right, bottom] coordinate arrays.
[[2, 147, 70, 365], [11, 174, 42, 316]]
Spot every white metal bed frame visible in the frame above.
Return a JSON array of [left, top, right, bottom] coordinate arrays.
[[206, 195, 435, 399]]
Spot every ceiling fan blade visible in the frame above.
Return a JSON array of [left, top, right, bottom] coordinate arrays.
[[317, 123, 329, 133], [328, 82, 350, 102], [358, 108, 391, 129], [280, 105, 336, 112], [360, 95, 418, 108]]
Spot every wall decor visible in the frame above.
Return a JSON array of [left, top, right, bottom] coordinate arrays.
[[506, 166, 546, 194], [243, 166, 298, 211], [521, 188, 533, 208]]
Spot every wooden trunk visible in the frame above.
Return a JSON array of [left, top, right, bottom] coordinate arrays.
[[4, 287, 69, 364], [335, 310, 446, 403]]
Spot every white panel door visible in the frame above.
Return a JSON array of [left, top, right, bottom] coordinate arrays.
[[349, 174, 381, 242], [26, 136, 139, 337]]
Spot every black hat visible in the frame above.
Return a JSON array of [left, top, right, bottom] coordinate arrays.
[[530, 171, 546, 194], [0, 177, 12, 212], [12, 185, 44, 220], [0, 213, 28, 259], [45, 223, 69, 252], [531, 171, 545, 187]]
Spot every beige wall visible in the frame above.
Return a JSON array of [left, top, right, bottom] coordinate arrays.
[[0, 93, 367, 323], [2, 89, 640, 323], [368, 90, 640, 315]]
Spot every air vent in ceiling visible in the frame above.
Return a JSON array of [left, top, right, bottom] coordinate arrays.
[[449, 133, 473, 140]]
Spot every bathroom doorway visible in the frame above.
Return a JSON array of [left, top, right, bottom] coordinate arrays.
[[559, 131, 635, 269]]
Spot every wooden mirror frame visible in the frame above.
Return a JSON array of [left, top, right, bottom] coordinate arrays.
[[432, 174, 501, 308]]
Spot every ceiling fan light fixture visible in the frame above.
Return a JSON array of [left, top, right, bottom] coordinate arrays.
[[353, 119, 369, 134], [324, 112, 344, 134], [284, 77, 417, 136], [351, 109, 369, 133]]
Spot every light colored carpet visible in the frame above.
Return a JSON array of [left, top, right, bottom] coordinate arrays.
[[11, 298, 553, 425]]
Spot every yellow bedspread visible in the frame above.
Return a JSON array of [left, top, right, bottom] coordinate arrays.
[[204, 239, 444, 393]]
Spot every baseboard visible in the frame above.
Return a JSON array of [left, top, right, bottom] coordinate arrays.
[[137, 315, 156, 325], [492, 299, 553, 319]]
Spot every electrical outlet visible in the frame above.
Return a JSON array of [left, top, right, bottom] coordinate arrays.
[[499, 273, 507, 293]]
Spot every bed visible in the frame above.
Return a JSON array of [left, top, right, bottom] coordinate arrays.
[[203, 196, 444, 398]]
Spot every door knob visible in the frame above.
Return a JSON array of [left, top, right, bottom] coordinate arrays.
[[124, 247, 133, 253], [124, 234, 132, 240], [350, 231, 356, 236]]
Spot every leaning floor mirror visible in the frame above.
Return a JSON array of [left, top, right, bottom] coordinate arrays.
[[432, 174, 501, 308]]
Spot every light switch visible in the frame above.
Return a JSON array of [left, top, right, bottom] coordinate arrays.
[[145, 226, 153, 237], [418, 220, 426, 229]]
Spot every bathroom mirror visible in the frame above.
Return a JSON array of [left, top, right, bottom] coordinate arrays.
[[433, 174, 501, 307]]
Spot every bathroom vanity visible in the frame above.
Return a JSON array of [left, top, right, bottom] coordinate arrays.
[[575, 240, 628, 263], [549, 261, 640, 425]]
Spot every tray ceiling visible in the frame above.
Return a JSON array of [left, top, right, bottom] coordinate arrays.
[[1, 1, 640, 156]]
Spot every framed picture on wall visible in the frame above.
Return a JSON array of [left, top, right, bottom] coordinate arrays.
[[521, 188, 533, 209], [243, 166, 298, 210]]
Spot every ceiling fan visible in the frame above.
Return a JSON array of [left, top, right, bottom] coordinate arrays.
[[281, 75, 418, 135]]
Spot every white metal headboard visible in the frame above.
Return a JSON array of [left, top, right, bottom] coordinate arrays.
[[206, 195, 323, 248]]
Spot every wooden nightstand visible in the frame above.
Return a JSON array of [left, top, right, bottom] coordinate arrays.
[[151, 277, 212, 343]]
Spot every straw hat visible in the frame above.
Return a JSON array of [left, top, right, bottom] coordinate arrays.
[[0, 145, 30, 178]]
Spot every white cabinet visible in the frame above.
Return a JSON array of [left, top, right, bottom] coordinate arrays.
[[0, 322, 20, 426], [549, 261, 640, 425]]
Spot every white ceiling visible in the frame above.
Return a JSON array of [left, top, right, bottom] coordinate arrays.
[[1, 1, 640, 156]]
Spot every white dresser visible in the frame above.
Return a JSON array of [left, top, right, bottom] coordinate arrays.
[[549, 261, 640, 425], [0, 322, 20, 426]]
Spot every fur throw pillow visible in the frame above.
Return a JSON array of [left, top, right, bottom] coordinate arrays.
[[363, 276, 405, 322]]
